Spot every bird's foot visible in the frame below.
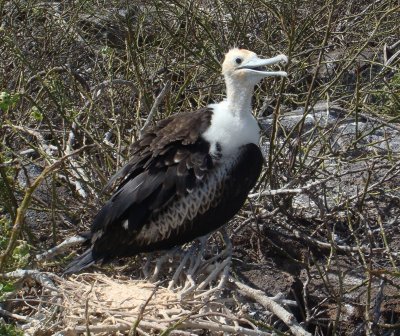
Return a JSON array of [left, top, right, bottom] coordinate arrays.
[[168, 228, 233, 299], [143, 229, 233, 299]]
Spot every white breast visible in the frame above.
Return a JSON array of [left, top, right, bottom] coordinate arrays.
[[202, 101, 260, 157]]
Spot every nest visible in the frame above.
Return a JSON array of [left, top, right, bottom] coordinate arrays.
[[3, 235, 305, 335], [5, 271, 277, 336], [8, 272, 208, 335], [59, 274, 181, 335]]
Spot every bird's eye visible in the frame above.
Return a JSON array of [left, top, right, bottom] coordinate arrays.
[[235, 58, 242, 65]]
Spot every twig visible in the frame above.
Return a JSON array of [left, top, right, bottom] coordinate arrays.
[[275, 219, 398, 256], [372, 279, 385, 325], [65, 122, 91, 198], [180, 320, 272, 336], [377, 322, 400, 330], [83, 79, 137, 110], [129, 286, 158, 336], [289, 3, 335, 171], [233, 279, 312, 336], [0, 145, 94, 272], [91, 79, 137, 96], [26, 65, 89, 91], [140, 81, 171, 137], [0, 269, 58, 290], [2, 124, 58, 157], [248, 176, 333, 198], [65, 319, 273, 336], [0, 307, 37, 323], [36, 235, 87, 261]]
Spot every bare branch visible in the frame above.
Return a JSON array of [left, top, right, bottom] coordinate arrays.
[[233, 280, 312, 336]]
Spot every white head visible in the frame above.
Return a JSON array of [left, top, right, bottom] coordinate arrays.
[[221, 48, 288, 112], [222, 48, 287, 84], [202, 49, 288, 156]]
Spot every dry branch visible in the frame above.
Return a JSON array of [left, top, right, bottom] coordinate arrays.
[[0, 145, 94, 272], [36, 236, 86, 262], [233, 280, 312, 336], [140, 80, 171, 137], [0, 269, 58, 290]]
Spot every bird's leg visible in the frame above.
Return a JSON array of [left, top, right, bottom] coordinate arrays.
[[195, 256, 231, 298], [168, 245, 195, 290], [180, 228, 233, 298], [142, 257, 152, 278], [167, 235, 209, 291], [178, 235, 208, 296], [150, 246, 180, 282], [186, 235, 208, 275], [153, 229, 233, 297], [194, 228, 232, 298], [203, 228, 232, 266]]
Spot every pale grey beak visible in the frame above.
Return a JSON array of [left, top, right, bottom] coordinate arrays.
[[239, 54, 288, 77]]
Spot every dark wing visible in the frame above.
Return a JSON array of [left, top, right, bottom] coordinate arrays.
[[104, 107, 213, 192], [94, 107, 213, 239], [65, 108, 213, 273], [91, 107, 213, 233]]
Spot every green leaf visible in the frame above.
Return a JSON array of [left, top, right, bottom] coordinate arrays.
[[0, 323, 24, 336], [0, 281, 15, 294], [30, 106, 43, 122], [0, 91, 20, 110]]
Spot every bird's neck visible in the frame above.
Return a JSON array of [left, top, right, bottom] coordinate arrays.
[[225, 77, 255, 117]]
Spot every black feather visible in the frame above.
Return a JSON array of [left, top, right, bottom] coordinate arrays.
[[64, 248, 95, 274]]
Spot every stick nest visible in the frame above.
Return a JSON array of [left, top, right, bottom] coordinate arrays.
[[13, 272, 218, 335], [60, 274, 181, 335]]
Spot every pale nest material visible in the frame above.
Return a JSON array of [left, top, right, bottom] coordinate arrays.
[[19, 270, 264, 336], [4, 266, 306, 336], [6, 235, 307, 335], [61, 273, 182, 334], [19, 272, 199, 335]]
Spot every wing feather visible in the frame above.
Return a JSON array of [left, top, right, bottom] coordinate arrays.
[[91, 107, 213, 237]]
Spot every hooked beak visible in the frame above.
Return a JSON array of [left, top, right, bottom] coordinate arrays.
[[238, 54, 288, 77]]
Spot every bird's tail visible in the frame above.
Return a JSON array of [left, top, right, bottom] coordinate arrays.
[[64, 248, 95, 274]]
